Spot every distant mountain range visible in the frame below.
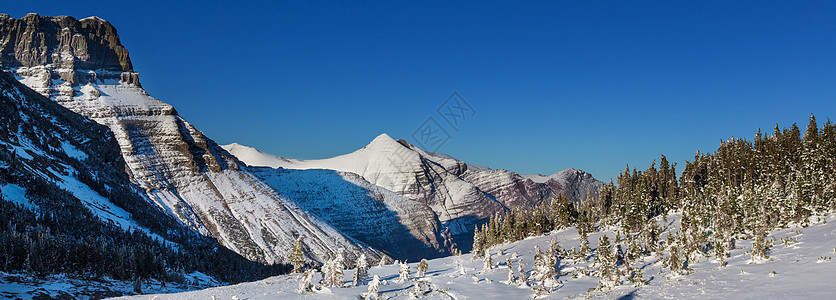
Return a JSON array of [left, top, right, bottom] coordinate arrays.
[[223, 135, 602, 256]]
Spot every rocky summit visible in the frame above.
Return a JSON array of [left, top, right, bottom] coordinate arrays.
[[0, 14, 138, 88]]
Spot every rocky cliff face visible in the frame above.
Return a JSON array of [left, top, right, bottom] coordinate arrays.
[[0, 14, 138, 88], [0, 14, 382, 264]]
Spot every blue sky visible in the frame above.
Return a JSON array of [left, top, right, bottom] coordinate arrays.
[[5, 1, 836, 181]]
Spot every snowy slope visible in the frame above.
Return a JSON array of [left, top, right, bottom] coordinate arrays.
[[119, 212, 836, 299], [0, 70, 160, 242], [223, 142, 301, 169], [1, 15, 382, 264]]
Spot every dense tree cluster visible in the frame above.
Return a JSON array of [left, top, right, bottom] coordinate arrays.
[[586, 114, 836, 282], [472, 195, 581, 256], [471, 115, 835, 291]]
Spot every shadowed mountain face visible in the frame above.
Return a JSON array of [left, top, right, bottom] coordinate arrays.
[[249, 167, 446, 261], [0, 14, 384, 265]]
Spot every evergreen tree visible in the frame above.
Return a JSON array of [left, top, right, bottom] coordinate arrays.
[[417, 258, 428, 277], [516, 259, 528, 285], [471, 225, 483, 260], [352, 254, 369, 286], [595, 235, 617, 288], [483, 249, 493, 272], [365, 275, 381, 300], [296, 269, 315, 293], [290, 238, 305, 273], [396, 262, 411, 283]]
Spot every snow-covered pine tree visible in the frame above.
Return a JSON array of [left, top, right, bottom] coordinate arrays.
[[665, 245, 687, 276], [417, 259, 428, 277], [532, 246, 545, 280], [364, 275, 381, 300], [377, 257, 388, 268], [322, 257, 344, 287], [335, 248, 346, 269], [548, 237, 560, 258], [457, 259, 467, 275], [539, 253, 558, 293], [296, 269, 315, 293], [549, 194, 573, 229], [578, 225, 591, 261], [506, 257, 516, 284], [472, 225, 484, 260], [396, 262, 411, 283], [482, 250, 493, 272], [516, 259, 528, 285], [352, 254, 369, 286], [595, 235, 617, 288], [290, 238, 305, 273]]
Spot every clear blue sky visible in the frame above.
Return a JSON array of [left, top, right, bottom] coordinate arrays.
[[6, 1, 836, 182]]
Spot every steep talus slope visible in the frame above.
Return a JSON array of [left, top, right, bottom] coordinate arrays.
[[0, 14, 381, 264]]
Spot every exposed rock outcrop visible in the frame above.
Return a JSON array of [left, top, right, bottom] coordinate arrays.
[[0, 14, 138, 88]]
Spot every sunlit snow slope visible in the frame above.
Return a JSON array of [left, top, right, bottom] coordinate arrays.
[[122, 212, 836, 299]]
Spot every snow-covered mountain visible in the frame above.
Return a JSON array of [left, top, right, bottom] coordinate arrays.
[[223, 134, 603, 245], [249, 167, 446, 261], [0, 66, 158, 242], [0, 14, 383, 264]]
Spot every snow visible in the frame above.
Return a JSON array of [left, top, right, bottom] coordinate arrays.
[[522, 174, 551, 183], [80, 16, 106, 22], [121, 212, 836, 299], [49, 165, 173, 247], [0, 271, 217, 299], [2, 140, 43, 161], [220, 143, 300, 169], [0, 183, 36, 210], [60, 140, 87, 160], [522, 169, 587, 184]]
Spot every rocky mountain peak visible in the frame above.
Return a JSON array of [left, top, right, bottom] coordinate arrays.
[[0, 14, 139, 88]]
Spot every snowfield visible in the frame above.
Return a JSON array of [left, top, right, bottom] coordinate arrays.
[[116, 212, 836, 299], [0, 271, 219, 299]]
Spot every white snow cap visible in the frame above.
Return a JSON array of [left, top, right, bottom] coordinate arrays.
[[364, 133, 406, 150], [80, 16, 107, 22]]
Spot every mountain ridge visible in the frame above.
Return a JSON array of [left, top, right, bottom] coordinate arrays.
[[222, 133, 603, 252]]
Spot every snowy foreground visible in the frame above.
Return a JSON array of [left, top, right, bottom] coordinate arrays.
[[116, 212, 836, 300], [0, 271, 218, 299]]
